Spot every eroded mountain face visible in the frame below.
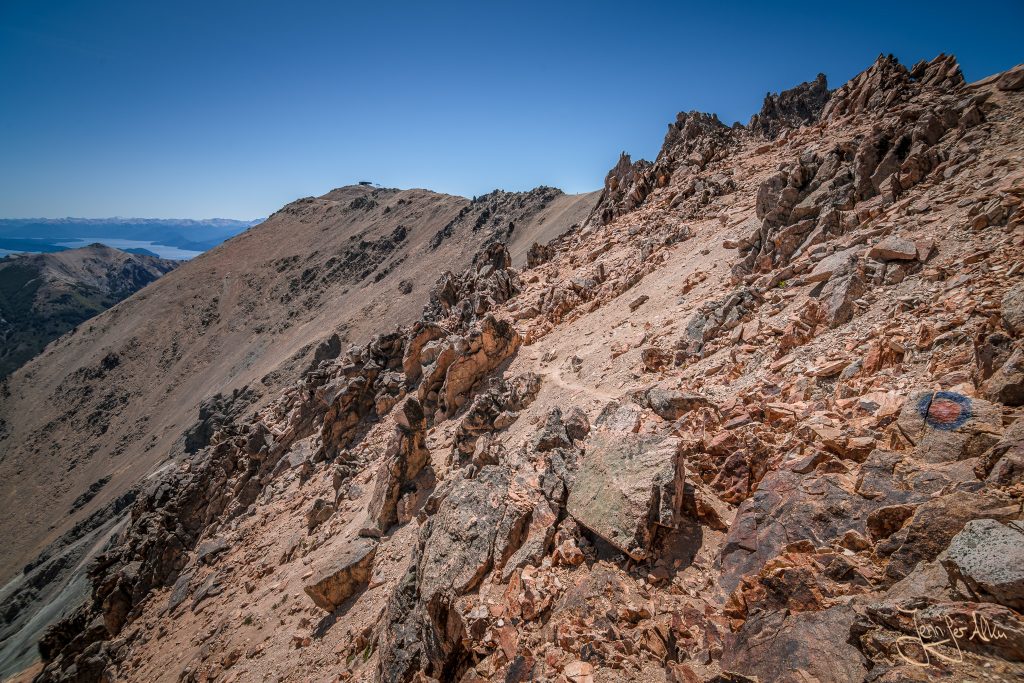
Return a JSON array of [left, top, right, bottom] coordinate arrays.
[[26, 55, 1024, 683]]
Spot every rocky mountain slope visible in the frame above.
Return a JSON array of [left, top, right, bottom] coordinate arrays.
[[0, 186, 596, 678], [0, 245, 179, 377], [14, 55, 1024, 683]]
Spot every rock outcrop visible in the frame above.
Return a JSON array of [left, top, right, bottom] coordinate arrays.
[[748, 72, 831, 139]]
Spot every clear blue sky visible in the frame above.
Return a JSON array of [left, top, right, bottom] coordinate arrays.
[[1, 1, 1021, 219]]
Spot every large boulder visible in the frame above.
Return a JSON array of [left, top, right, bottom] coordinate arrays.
[[943, 519, 1024, 611], [805, 247, 860, 284], [867, 235, 918, 261], [997, 64, 1024, 91], [822, 272, 866, 328], [637, 387, 717, 421], [567, 427, 684, 561], [895, 390, 1002, 462], [304, 537, 378, 611]]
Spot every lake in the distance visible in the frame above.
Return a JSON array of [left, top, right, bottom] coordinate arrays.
[[56, 238, 203, 260]]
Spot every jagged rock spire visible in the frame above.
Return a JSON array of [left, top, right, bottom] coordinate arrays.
[[748, 72, 831, 139]]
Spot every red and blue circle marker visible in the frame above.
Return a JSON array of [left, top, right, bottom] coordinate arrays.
[[917, 391, 972, 431]]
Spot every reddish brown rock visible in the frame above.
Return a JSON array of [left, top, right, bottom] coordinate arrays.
[[1003, 283, 1024, 336], [722, 605, 868, 682], [976, 419, 1024, 486], [868, 236, 918, 261]]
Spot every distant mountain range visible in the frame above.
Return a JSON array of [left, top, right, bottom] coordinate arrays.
[[0, 217, 262, 254]]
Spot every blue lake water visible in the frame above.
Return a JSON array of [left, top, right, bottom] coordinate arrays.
[[56, 238, 203, 260]]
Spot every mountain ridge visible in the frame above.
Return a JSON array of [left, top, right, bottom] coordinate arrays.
[[7, 55, 1024, 683]]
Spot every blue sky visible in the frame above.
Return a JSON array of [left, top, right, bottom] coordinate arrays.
[[1, 1, 1021, 219]]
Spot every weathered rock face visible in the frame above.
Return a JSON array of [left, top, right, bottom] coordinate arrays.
[[380, 465, 528, 682], [996, 63, 1024, 91], [722, 605, 867, 682], [319, 331, 407, 459], [365, 398, 431, 535], [590, 110, 737, 226], [684, 287, 762, 355], [451, 374, 542, 466], [983, 346, 1024, 407], [526, 241, 554, 267], [437, 315, 522, 419], [567, 421, 684, 560], [402, 321, 446, 387], [732, 53, 979, 289], [591, 153, 655, 226], [943, 519, 1024, 612], [181, 385, 260, 453], [821, 53, 964, 121], [748, 72, 830, 140], [303, 537, 378, 611], [719, 469, 883, 593]]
